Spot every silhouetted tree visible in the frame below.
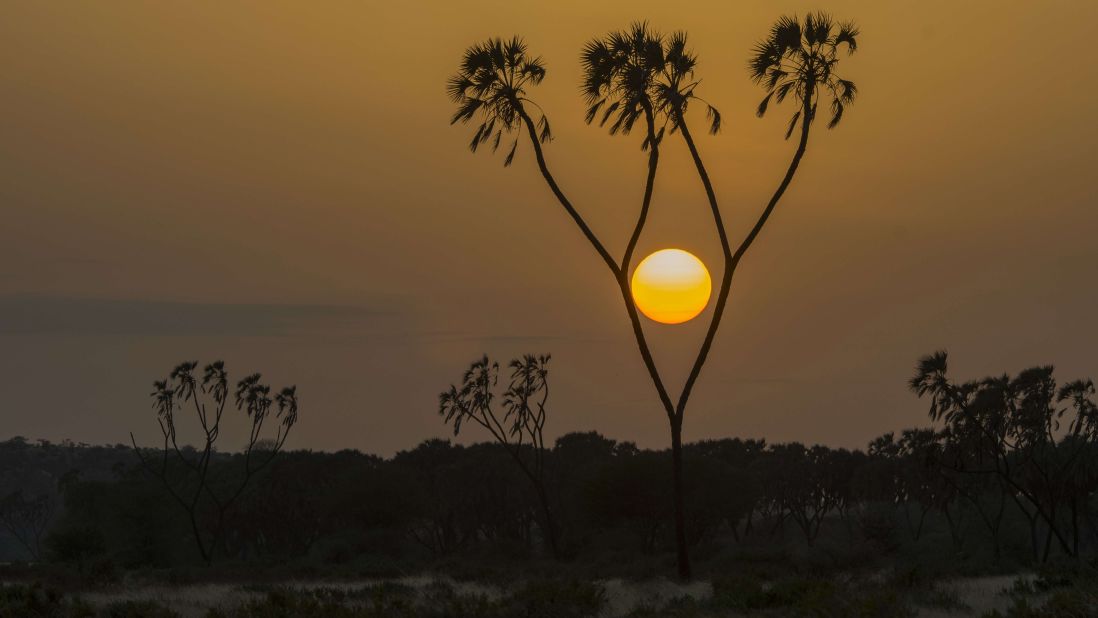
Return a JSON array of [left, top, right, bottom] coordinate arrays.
[[396, 440, 479, 555], [129, 361, 299, 564], [448, 17, 860, 577], [439, 354, 561, 557], [581, 449, 670, 554], [911, 351, 1098, 562], [688, 439, 765, 541], [0, 490, 53, 560], [765, 443, 842, 545]]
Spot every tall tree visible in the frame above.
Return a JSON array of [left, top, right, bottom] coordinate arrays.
[[446, 16, 860, 577]]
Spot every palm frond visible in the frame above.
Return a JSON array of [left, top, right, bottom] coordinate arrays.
[[835, 21, 860, 53], [503, 139, 518, 167], [784, 110, 801, 139], [748, 41, 780, 82], [771, 15, 801, 54], [584, 98, 605, 124], [837, 79, 857, 103], [828, 99, 844, 129], [469, 123, 486, 152], [538, 115, 552, 143], [774, 81, 795, 103], [600, 100, 621, 127], [706, 104, 721, 134], [756, 91, 775, 118]]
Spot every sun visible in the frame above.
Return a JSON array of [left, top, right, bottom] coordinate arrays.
[[630, 249, 712, 324]]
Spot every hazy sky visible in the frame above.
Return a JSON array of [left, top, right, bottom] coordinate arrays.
[[2, 1, 1096, 456]]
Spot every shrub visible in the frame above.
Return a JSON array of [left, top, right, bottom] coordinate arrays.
[[498, 580, 605, 618], [710, 574, 768, 610], [0, 583, 93, 618], [99, 600, 179, 618], [711, 574, 914, 617]]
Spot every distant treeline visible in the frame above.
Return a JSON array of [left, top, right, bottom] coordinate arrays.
[[2, 350, 1097, 577]]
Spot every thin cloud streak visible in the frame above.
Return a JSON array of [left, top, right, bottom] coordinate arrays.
[[0, 296, 388, 337]]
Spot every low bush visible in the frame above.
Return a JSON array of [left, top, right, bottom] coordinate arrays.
[[206, 579, 602, 618], [99, 600, 179, 618], [710, 573, 914, 617], [0, 583, 92, 618]]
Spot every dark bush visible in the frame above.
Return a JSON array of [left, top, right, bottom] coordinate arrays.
[[99, 600, 179, 618], [0, 583, 92, 618], [498, 579, 605, 618]]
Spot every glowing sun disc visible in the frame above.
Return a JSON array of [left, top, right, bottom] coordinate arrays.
[[631, 249, 712, 324]]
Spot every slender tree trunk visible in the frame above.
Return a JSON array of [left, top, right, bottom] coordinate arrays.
[[991, 479, 1007, 561], [673, 92, 813, 414], [534, 482, 560, 559], [519, 105, 688, 570], [517, 109, 618, 275], [189, 512, 211, 564], [903, 502, 916, 539], [1071, 496, 1079, 558], [915, 505, 930, 541], [943, 504, 962, 550], [518, 97, 813, 579], [1025, 513, 1040, 563], [671, 98, 811, 576], [1042, 511, 1055, 563], [670, 418, 690, 578], [517, 106, 675, 425], [503, 449, 561, 559]]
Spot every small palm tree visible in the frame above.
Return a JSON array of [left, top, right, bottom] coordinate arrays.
[[439, 354, 560, 557], [131, 361, 299, 564]]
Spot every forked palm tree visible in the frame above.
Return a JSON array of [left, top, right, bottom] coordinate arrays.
[[446, 16, 860, 579]]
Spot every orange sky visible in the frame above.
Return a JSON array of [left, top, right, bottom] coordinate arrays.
[[2, 1, 1097, 454]]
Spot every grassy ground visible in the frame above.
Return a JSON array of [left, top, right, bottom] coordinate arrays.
[[4, 511, 1095, 616], [4, 569, 1096, 617]]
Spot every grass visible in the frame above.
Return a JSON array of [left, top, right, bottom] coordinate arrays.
[[979, 564, 1098, 618], [5, 564, 1096, 617]]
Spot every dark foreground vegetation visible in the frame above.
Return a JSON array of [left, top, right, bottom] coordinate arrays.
[[2, 353, 1098, 615], [0, 568, 1095, 617]]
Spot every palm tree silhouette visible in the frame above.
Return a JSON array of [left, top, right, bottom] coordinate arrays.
[[447, 16, 860, 579]]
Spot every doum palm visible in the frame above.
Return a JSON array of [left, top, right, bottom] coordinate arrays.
[[446, 13, 859, 578]]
